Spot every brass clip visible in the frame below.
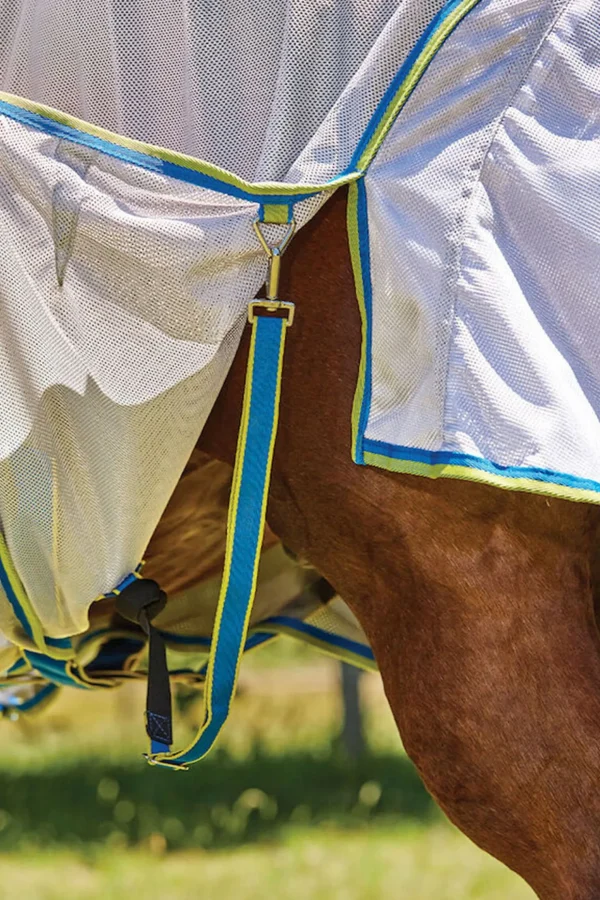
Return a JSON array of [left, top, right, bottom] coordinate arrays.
[[252, 218, 296, 301]]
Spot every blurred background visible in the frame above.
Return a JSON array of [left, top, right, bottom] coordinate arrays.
[[0, 637, 534, 899]]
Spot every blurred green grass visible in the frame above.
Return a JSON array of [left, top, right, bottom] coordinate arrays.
[[0, 749, 433, 851], [0, 827, 534, 900], [0, 638, 535, 898]]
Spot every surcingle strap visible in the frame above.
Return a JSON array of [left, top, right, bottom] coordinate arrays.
[[114, 578, 171, 752], [146, 306, 291, 769]]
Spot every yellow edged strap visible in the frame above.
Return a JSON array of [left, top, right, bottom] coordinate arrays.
[[148, 307, 291, 768]]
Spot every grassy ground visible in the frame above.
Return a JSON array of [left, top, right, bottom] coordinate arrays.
[[0, 639, 535, 899], [0, 828, 533, 900]]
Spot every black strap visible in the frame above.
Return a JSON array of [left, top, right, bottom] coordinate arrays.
[[115, 579, 172, 747]]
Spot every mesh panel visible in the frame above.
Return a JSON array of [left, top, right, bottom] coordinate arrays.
[[0, 0, 444, 184], [364, 0, 568, 449], [305, 596, 370, 647], [0, 119, 262, 638], [446, 0, 600, 478], [0, 0, 453, 642], [362, 0, 600, 493]]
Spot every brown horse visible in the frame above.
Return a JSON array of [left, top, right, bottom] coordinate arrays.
[[145, 186, 600, 900]]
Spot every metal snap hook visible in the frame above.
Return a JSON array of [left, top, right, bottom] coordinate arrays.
[[253, 218, 296, 301]]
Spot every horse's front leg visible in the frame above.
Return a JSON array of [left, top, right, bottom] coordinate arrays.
[[272, 471, 600, 900]]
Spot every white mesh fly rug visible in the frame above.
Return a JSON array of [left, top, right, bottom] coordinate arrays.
[[0, 0, 599, 708]]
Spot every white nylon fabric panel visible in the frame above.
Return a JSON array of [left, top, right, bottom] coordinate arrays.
[[0, 110, 338, 641], [287, 0, 445, 184], [363, 0, 600, 488], [362, 0, 576, 459]]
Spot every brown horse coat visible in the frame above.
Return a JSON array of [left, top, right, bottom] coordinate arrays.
[[145, 188, 600, 900]]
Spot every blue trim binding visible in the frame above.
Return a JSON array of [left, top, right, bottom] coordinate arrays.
[[362, 438, 600, 495], [44, 636, 72, 650], [264, 615, 376, 663], [0, 683, 58, 714], [153, 315, 287, 767], [345, 0, 470, 172], [19, 683, 58, 711], [24, 652, 87, 689], [0, 100, 319, 206], [0, 559, 32, 641], [104, 571, 140, 598]]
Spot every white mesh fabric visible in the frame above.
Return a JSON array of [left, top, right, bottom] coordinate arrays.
[[0, 0, 454, 643], [306, 596, 370, 649], [362, 0, 600, 489], [446, 0, 600, 478], [1, 0, 600, 650], [0, 0, 444, 184], [0, 123, 262, 638], [363, 0, 569, 452]]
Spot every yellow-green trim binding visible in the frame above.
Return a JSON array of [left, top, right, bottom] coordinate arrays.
[[261, 203, 292, 224], [347, 181, 370, 465], [0, 91, 359, 199], [363, 451, 600, 506]]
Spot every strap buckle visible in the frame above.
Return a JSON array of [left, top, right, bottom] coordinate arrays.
[[248, 299, 295, 327]]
